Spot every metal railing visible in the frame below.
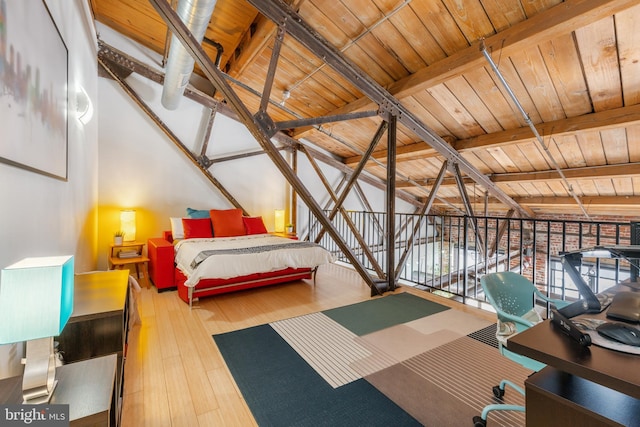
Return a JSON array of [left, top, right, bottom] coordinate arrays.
[[306, 211, 636, 305]]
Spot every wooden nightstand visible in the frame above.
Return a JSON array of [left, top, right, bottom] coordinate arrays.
[[269, 232, 299, 240], [108, 241, 150, 288]]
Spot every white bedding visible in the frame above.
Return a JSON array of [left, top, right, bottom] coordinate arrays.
[[174, 234, 334, 287]]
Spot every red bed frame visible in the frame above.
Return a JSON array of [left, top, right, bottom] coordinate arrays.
[[147, 232, 314, 306]]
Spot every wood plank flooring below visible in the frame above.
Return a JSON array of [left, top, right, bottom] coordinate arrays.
[[120, 263, 494, 426]]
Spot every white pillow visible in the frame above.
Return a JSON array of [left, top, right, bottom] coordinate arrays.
[[170, 217, 185, 239]]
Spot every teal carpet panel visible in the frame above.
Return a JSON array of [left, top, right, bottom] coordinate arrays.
[[323, 292, 450, 336], [214, 324, 422, 426]]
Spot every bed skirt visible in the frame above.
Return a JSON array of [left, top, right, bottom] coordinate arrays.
[[175, 267, 315, 307]]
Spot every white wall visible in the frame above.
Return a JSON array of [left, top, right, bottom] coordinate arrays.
[[0, 0, 99, 378]]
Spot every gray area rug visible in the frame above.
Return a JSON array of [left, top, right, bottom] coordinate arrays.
[[218, 292, 529, 426], [272, 296, 525, 426], [366, 334, 530, 427]]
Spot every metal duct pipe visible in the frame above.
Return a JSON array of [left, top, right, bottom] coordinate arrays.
[[162, 0, 217, 110]]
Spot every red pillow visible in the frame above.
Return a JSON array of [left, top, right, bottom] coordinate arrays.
[[210, 209, 245, 237], [243, 216, 268, 235], [182, 218, 213, 239]]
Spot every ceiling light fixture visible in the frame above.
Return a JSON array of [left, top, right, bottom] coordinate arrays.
[[280, 90, 290, 106]]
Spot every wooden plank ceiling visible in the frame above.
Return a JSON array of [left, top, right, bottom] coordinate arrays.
[[91, 0, 640, 218]]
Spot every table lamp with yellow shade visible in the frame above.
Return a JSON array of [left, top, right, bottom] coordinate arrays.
[[120, 209, 136, 241], [274, 209, 285, 233]]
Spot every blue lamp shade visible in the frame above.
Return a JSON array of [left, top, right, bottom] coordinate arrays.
[[0, 255, 74, 344]]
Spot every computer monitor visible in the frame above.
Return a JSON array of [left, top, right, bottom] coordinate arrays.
[[557, 245, 640, 318]]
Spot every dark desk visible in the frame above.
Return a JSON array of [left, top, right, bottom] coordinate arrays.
[[56, 270, 129, 426], [0, 354, 117, 426], [508, 287, 640, 426], [66, 270, 129, 325], [509, 319, 640, 399]]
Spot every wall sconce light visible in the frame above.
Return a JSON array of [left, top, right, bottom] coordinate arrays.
[[0, 255, 74, 403], [274, 209, 285, 233], [75, 86, 94, 125], [120, 209, 136, 241]]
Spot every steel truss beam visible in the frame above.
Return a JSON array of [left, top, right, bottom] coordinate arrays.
[[276, 134, 423, 209], [291, 147, 298, 232], [259, 25, 285, 113], [394, 161, 448, 278], [98, 40, 220, 111], [98, 57, 247, 215], [208, 148, 280, 164], [247, 0, 529, 218], [275, 110, 379, 133], [300, 145, 385, 278], [353, 182, 384, 237], [99, 39, 426, 210], [303, 175, 348, 242], [451, 162, 484, 257], [149, 0, 381, 292], [306, 119, 392, 285], [488, 209, 515, 259], [198, 105, 217, 164], [315, 121, 387, 243], [386, 113, 397, 292], [101, 24, 426, 288]]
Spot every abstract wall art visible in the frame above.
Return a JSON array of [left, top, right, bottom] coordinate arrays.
[[0, 0, 68, 180]]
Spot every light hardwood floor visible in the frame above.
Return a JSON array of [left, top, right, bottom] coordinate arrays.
[[120, 263, 495, 426]]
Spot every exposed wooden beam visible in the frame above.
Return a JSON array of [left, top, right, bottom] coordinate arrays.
[[346, 104, 640, 166], [397, 162, 640, 188], [431, 195, 640, 208], [320, 0, 637, 132], [397, 176, 465, 188], [457, 104, 640, 153], [491, 162, 640, 183], [224, 0, 307, 75], [513, 196, 640, 206], [344, 137, 453, 166]]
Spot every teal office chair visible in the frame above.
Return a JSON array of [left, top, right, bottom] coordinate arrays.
[[472, 271, 569, 427]]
